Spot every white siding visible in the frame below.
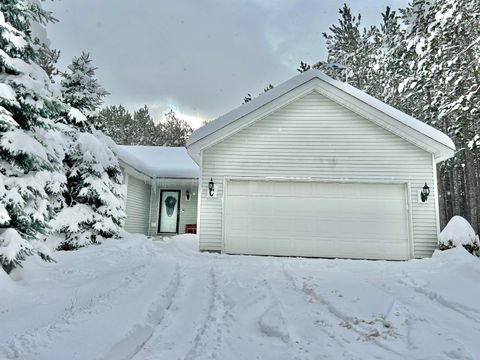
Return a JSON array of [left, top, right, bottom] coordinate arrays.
[[148, 182, 199, 236], [199, 90, 438, 258], [125, 175, 151, 235]]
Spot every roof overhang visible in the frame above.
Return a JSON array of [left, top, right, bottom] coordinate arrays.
[[187, 70, 455, 164], [119, 159, 199, 184], [116, 145, 200, 180]]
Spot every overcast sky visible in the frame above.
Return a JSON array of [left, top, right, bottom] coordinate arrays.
[[44, 0, 408, 128]]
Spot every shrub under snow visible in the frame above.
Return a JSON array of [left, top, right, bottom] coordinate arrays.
[[439, 216, 480, 255]]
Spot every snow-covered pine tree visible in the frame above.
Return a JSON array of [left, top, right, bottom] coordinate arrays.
[[416, 0, 480, 231], [53, 53, 125, 250], [38, 43, 61, 79], [370, 7, 404, 107], [52, 126, 125, 250], [0, 1, 67, 273], [61, 52, 109, 117], [317, 4, 376, 88]]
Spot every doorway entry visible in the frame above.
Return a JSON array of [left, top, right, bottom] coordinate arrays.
[[158, 190, 181, 234]]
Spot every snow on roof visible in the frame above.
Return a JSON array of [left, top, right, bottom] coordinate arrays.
[[187, 70, 455, 151], [116, 145, 199, 179]]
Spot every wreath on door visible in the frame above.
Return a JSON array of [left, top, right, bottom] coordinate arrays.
[[165, 195, 177, 217]]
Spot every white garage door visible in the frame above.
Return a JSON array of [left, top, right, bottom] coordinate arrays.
[[224, 180, 411, 260]]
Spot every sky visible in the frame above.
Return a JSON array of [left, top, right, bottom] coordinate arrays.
[[43, 0, 409, 129]]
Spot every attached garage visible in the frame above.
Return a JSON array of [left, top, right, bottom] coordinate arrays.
[[187, 70, 455, 259], [224, 180, 410, 260]]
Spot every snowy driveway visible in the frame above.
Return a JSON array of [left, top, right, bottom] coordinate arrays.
[[1, 234, 480, 360]]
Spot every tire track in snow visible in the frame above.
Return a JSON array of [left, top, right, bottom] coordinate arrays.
[[332, 267, 478, 359], [281, 264, 403, 358], [131, 262, 232, 360], [104, 262, 181, 360], [257, 264, 311, 360], [273, 263, 358, 358], [182, 267, 218, 359], [183, 266, 235, 360], [398, 272, 480, 324]]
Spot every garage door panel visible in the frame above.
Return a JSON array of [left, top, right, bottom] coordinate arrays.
[[224, 180, 410, 260]]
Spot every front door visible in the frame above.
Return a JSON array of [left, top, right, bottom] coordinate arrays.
[[158, 190, 180, 234]]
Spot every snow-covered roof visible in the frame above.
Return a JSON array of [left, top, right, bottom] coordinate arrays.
[[116, 145, 199, 179], [187, 70, 455, 155]]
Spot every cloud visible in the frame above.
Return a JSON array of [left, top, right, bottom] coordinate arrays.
[[44, 0, 409, 127]]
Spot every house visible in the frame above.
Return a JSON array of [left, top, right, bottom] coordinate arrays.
[[187, 70, 455, 260], [117, 146, 199, 236]]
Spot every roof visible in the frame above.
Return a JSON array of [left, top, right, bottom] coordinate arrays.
[[116, 145, 200, 179], [187, 70, 455, 160]]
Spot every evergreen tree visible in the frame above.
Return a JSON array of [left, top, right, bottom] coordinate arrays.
[[38, 43, 60, 79], [264, 84, 274, 92], [52, 128, 125, 250], [297, 61, 311, 73], [97, 105, 134, 144], [61, 52, 109, 117], [161, 110, 192, 146], [243, 93, 252, 104], [0, 1, 66, 273], [318, 4, 377, 88], [243, 84, 275, 104], [53, 54, 125, 250], [98, 104, 164, 145], [99, 105, 193, 147], [132, 105, 157, 145]]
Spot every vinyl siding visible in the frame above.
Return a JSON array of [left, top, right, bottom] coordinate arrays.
[[199, 90, 438, 258], [124, 175, 151, 235], [148, 181, 199, 236]]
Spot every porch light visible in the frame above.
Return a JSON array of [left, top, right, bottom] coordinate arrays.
[[421, 182, 430, 202], [185, 190, 190, 201], [208, 178, 215, 197]]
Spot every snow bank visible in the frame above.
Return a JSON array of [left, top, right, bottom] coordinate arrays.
[[116, 145, 199, 179], [439, 216, 479, 253], [432, 245, 477, 262]]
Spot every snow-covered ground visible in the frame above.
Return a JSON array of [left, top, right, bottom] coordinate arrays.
[[1, 235, 479, 360]]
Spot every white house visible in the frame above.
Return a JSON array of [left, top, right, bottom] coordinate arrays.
[[117, 146, 199, 236], [187, 70, 455, 260]]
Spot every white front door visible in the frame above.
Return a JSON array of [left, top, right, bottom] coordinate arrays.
[[224, 180, 410, 260], [158, 190, 180, 234]]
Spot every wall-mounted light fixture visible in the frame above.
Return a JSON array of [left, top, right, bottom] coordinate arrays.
[[208, 178, 215, 197], [421, 182, 430, 202], [185, 190, 191, 201]]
